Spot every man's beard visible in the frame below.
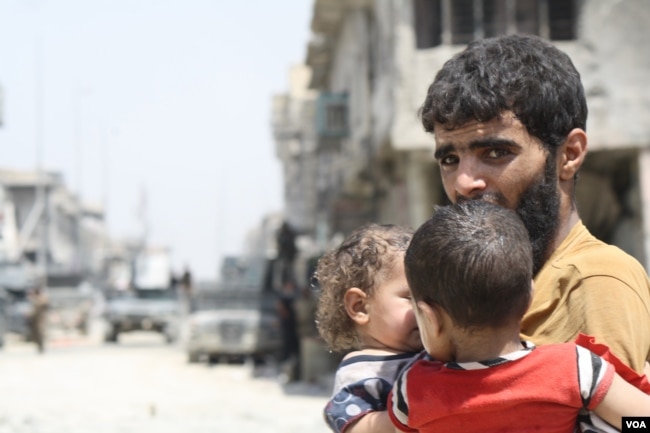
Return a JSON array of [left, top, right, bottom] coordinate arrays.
[[515, 155, 560, 276], [456, 154, 560, 276]]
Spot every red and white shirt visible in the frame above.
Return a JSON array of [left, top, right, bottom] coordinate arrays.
[[388, 341, 614, 433]]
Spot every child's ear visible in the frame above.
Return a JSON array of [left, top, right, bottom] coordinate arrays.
[[344, 287, 369, 325], [416, 301, 443, 337]]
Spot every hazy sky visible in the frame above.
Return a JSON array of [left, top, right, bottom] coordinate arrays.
[[0, 0, 312, 280]]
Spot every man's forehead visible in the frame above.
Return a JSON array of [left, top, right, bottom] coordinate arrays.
[[433, 114, 525, 148], [434, 120, 493, 140]]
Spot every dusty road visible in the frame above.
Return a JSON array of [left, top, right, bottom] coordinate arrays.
[[0, 328, 331, 433]]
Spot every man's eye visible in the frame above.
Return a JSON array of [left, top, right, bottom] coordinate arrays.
[[486, 148, 509, 158], [439, 155, 459, 165]]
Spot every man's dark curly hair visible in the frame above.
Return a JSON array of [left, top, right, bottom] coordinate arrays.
[[420, 34, 587, 152], [315, 224, 413, 352]]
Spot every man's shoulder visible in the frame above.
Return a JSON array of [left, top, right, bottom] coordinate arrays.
[[573, 240, 641, 267], [537, 223, 650, 293], [553, 226, 647, 278], [537, 234, 650, 307]]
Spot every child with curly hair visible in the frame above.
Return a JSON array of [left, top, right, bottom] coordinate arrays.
[[315, 224, 423, 433]]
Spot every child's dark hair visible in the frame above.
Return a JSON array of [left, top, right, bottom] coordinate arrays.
[[405, 201, 532, 330], [315, 224, 413, 352]]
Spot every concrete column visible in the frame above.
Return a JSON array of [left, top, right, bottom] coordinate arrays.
[[405, 151, 441, 229], [638, 148, 650, 271]]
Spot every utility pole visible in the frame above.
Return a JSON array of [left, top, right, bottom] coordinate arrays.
[[35, 20, 48, 285], [0, 83, 4, 128]]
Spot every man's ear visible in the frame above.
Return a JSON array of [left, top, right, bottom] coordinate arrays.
[[344, 287, 369, 326], [559, 128, 587, 181], [416, 301, 444, 337]]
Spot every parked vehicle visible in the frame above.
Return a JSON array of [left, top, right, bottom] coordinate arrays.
[[103, 287, 180, 343], [0, 261, 40, 340], [103, 247, 181, 343], [186, 256, 282, 364], [0, 288, 7, 348], [5, 287, 31, 339], [46, 273, 95, 335], [186, 289, 281, 364]]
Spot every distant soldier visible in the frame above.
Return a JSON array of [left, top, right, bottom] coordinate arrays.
[[276, 221, 297, 287], [180, 266, 193, 293], [28, 286, 49, 354], [180, 265, 194, 313], [276, 279, 300, 381]]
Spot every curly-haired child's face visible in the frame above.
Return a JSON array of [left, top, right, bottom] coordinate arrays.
[[362, 259, 423, 353]]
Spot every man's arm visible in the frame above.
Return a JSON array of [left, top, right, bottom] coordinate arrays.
[[345, 411, 397, 433], [578, 276, 650, 373], [594, 373, 650, 430]]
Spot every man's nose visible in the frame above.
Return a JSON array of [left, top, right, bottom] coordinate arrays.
[[454, 163, 487, 198]]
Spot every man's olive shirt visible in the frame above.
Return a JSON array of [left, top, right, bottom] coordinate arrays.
[[522, 220, 650, 373]]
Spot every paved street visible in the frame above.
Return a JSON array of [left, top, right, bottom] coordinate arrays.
[[0, 326, 332, 433]]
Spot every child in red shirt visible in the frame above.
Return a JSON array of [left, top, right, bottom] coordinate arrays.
[[389, 201, 650, 432]]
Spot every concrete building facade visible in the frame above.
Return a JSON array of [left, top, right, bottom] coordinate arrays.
[[273, 0, 650, 269], [272, 66, 319, 241], [0, 168, 108, 281]]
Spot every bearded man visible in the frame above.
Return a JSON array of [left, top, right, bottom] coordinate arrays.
[[421, 34, 650, 374]]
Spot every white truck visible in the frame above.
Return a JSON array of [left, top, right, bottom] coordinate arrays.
[[103, 248, 181, 343]]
